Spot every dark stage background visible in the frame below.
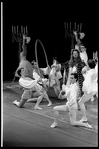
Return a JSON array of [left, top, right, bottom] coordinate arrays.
[[3, 3, 98, 81]]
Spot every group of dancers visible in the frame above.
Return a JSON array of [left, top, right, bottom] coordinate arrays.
[[13, 31, 98, 129]]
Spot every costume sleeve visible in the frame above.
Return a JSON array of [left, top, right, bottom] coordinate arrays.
[[40, 67, 49, 75], [19, 77, 37, 89], [33, 71, 40, 81], [66, 67, 72, 86]]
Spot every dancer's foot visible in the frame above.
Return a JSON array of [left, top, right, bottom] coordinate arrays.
[[12, 100, 19, 107], [34, 106, 42, 110], [79, 117, 88, 122], [85, 123, 93, 129], [50, 122, 58, 128], [91, 96, 94, 102], [47, 102, 52, 107]]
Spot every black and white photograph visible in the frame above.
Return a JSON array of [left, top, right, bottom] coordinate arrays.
[[1, 2, 98, 147]]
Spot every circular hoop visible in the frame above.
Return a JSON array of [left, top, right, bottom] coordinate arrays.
[[35, 39, 49, 76], [35, 39, 50, 90]]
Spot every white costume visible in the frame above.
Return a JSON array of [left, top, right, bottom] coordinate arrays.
[[40, 67, 49, 75], [49, 67, 56, 86], [19, 69, 48, 92], [62, 83, 79, 109], [72, 66, 77, 73], [49, 66, 62, 87], [33, 70, 40, 81], [19, 77, 37, 89], [82, 68, 98, 94], [95, 63, 98, 75], [80, 51, 88, 64], [19, 77, 43, 92]]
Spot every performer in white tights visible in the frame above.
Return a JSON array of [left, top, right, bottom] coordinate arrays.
[[50, 73, 92, 129], [78, 59, 98, 122], [75, 45, 88, 65], [49, 59, 62, 97]]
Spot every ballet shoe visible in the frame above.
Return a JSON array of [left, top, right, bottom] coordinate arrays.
[[12, 100, 19, 107], [50, 122, 58, 128], [79, 118, 88, 122], [47, 102, 52, 106], [34, 106, 42, 110], [91, 97, 94, 102], [86, 123, 93, 129]]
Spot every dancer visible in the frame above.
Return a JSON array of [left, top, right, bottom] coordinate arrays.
[[49, 58, 62, 97], [15, 34, 33, 79], [74, 31, 88, 64], [26, 61, 52, 107], [67, 49, 86, 98], [13, 68, 52, 109], [13, 35, 52, 109], [78, 59, 98, 122], [50, 73, 92, 128], [75, 45, 88, 65]]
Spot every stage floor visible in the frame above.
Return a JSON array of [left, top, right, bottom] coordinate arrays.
[[2, 82, 98, 147]]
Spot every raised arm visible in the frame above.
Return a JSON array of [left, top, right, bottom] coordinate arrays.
[[66, 67, 72, 86]]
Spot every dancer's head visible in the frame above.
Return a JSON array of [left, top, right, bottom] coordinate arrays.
[[20, 52, 26, 60], [72, 49, 80, 59], [88, 59, 96, 69], [70, 73, 78, 84], [52, 57, 57, 64], [80, 45, 86, 52], [69, 49, 82, 67], [33, 62, 38, 69], [17, 68, 25, 77]]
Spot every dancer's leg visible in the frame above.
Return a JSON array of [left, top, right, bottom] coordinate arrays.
[[51, 105, 68, 128], [13, 98, 28, 108], [78, 91, 96, 122], [18, 98, 28, 108], [53, 84, 61, 97], [69, 108, 92, 128], [43, 91, 52, 106], [34, 94, 44, 110], [33, 91, 44, 110], [27, 98, 38, 102], [13, 90, 31, 108]]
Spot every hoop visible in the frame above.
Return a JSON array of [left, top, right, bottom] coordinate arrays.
[[35, 39, 50, 89], [35, 39, 49, 76]]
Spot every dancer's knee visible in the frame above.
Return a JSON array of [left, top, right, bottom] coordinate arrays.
[[71, 120, 76, 126], [53, 106, 58, 111]]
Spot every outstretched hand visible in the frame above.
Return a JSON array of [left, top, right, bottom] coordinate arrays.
[[23, 34, 26, 40], [73, 31, 77, 35]]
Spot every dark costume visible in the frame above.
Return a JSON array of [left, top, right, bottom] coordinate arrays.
[[69, 51, 86, 97]]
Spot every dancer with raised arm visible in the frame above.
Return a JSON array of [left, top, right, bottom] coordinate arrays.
[[13, 35, 52, 109], [66, 49, 86, 98], [49, 58, 62, 97]]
